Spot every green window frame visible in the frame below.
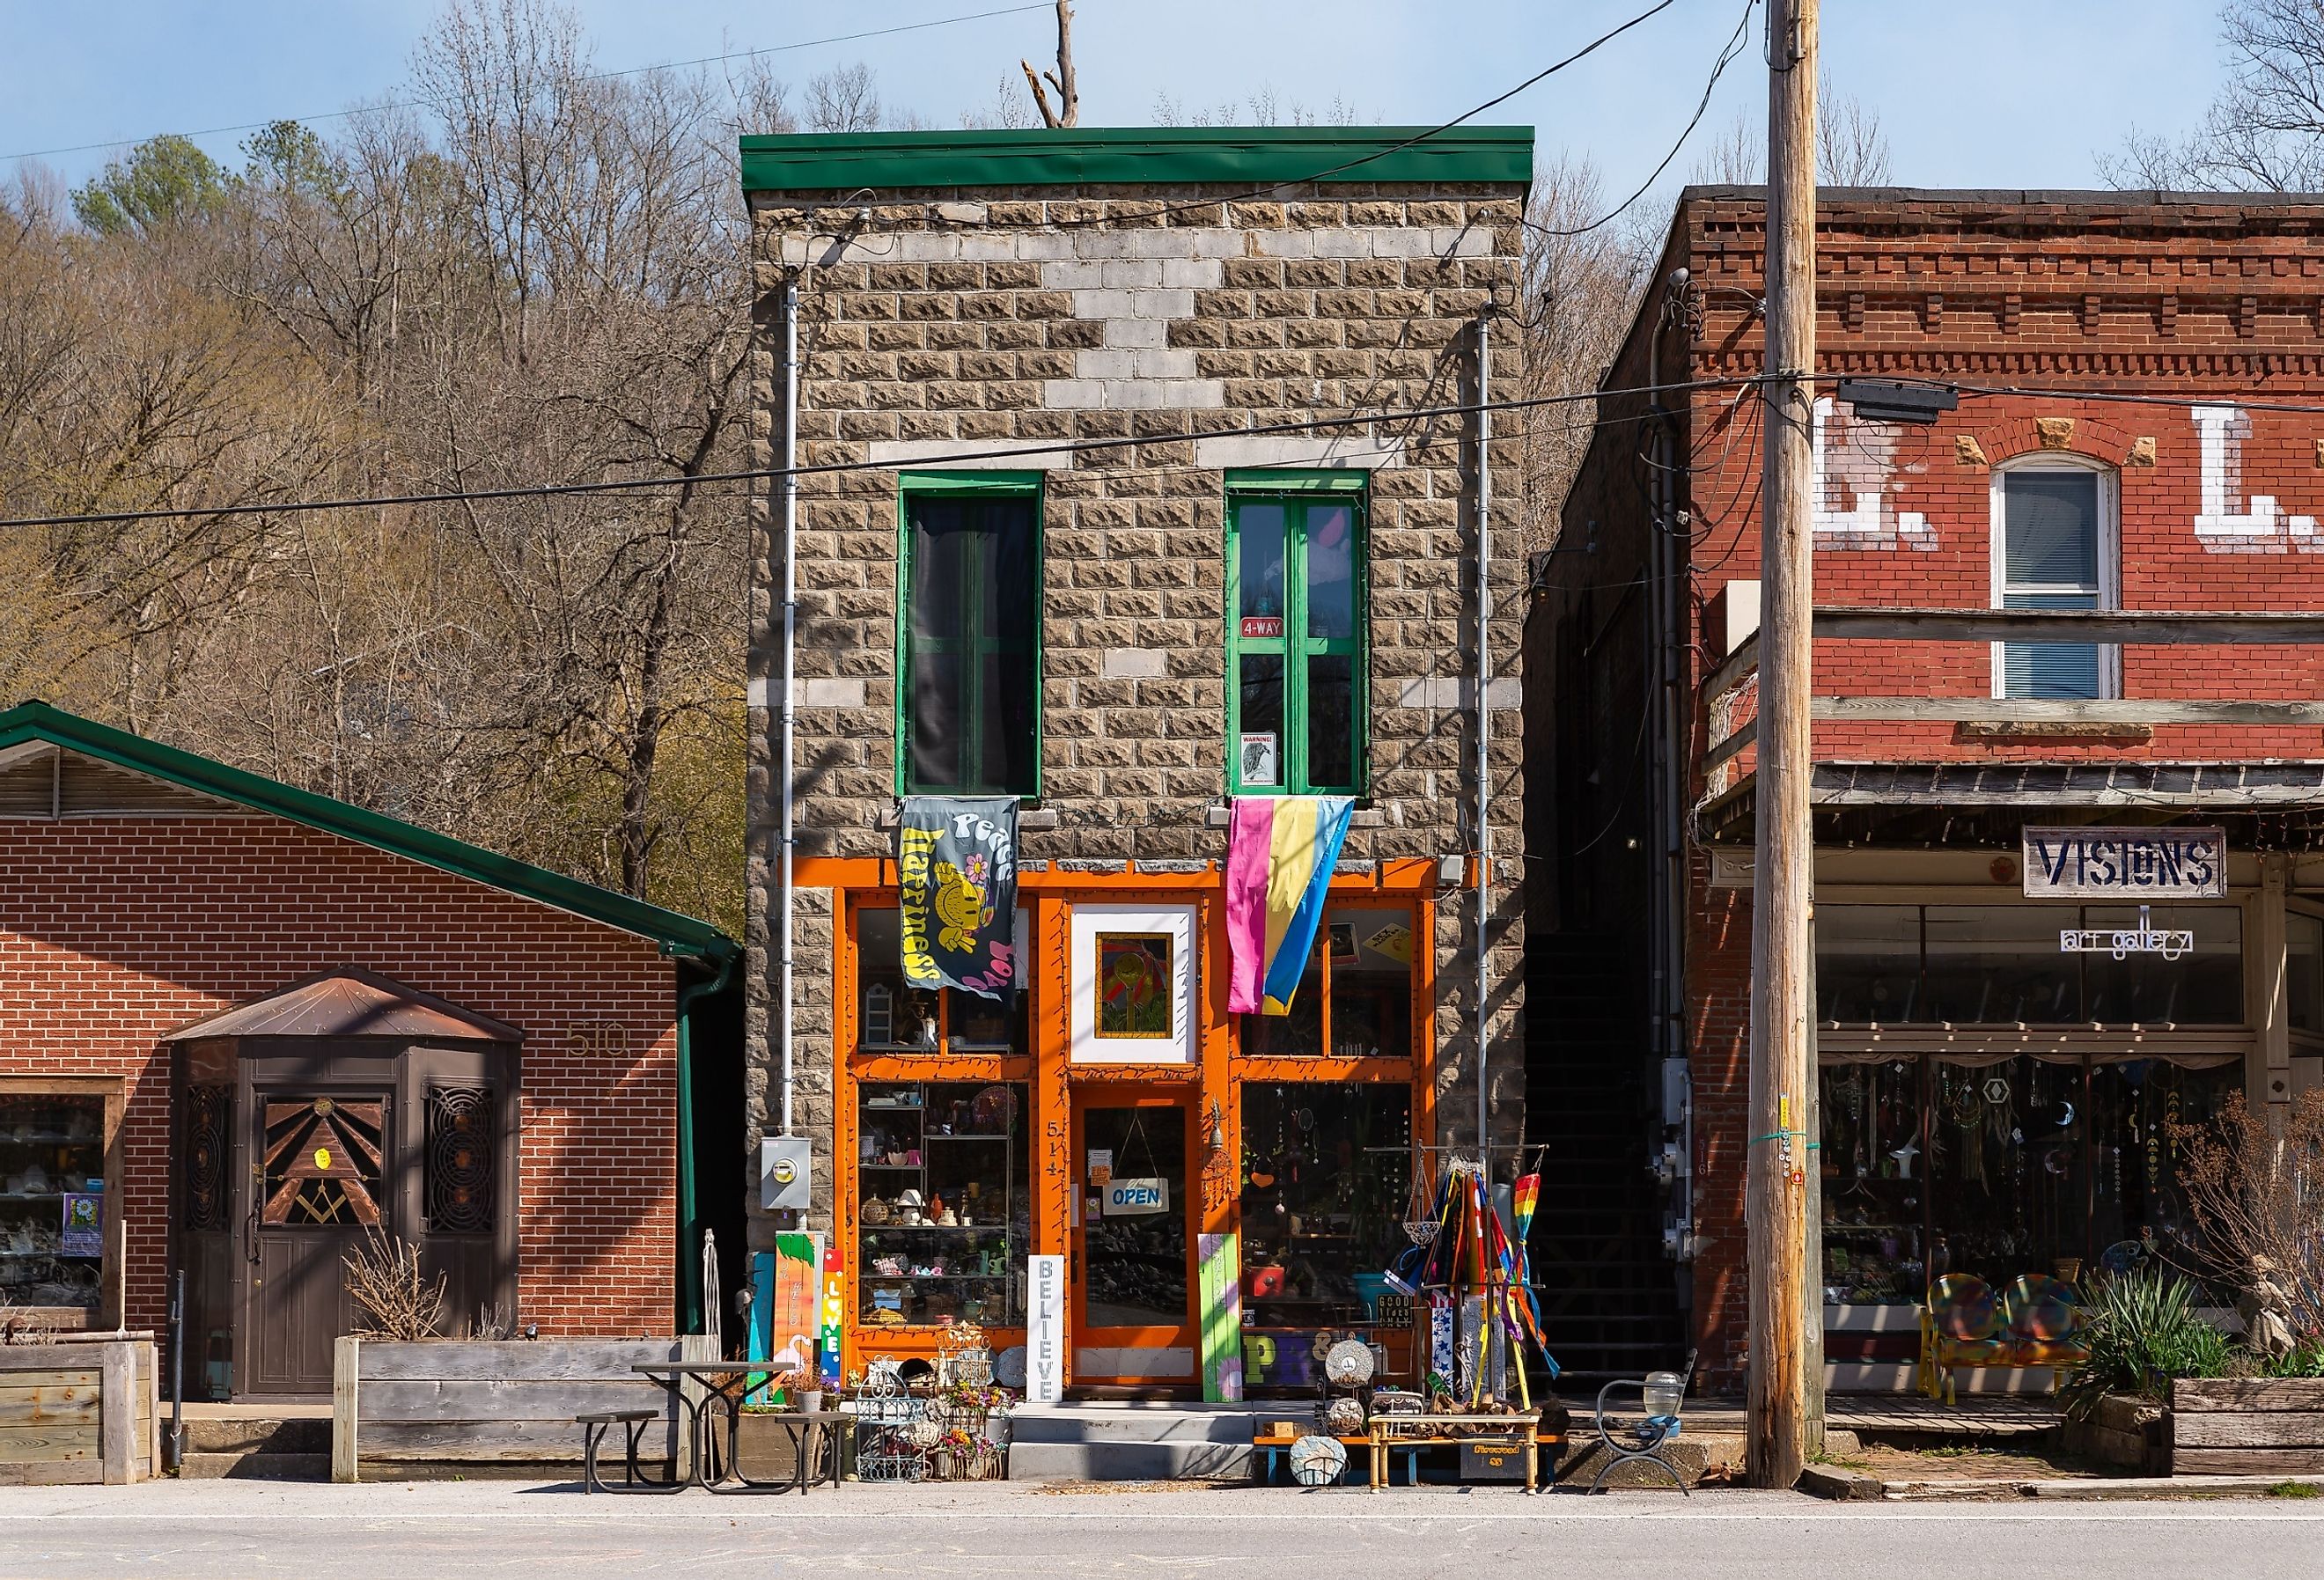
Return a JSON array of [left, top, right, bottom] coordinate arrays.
[[894, 471, 1044, 797], [1224, 473, 1368, 797]]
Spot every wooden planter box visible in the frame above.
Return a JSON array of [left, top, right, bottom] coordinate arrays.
[[2062, 1394, 2169, 1474], [331, 1334, 715, 1481], [0, 1335, 158, 1485], [2170, 1378, 2324, 1475]]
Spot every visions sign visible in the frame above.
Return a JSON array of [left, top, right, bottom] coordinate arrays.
[[2020, 826, 2226, 900]]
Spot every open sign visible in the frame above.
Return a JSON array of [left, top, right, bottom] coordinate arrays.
[[1102, 1177, 1169, 1216]]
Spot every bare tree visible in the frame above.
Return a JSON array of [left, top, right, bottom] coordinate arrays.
[[804, 62, 883, 134], [1021, 0, 1079, 129], [2102, 0, 2324, 190], [1688, 76, 1893, 186], [1516, 155, 1657, 552]]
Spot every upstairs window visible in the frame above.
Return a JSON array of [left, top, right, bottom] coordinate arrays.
[[898, 474, 1041, 796], [1993, 463, 2115, 700], [1225, 480, 1366, 796]]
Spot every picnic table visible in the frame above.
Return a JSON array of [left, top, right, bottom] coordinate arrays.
[[631, 1362, 841, 1494]]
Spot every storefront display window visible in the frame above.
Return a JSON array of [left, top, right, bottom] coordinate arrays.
[[2292, 910, 2324, 1037], [857, 1081, 1030, 1329], [1817, 904, 2246, 1025], [0, 1092, 107, 1319], [1238, 1082, 1410, 1387], [856, 908, 1028, 1055], [1820, 1055, 2239, 1306], [1240, 907, 1413, 1059]]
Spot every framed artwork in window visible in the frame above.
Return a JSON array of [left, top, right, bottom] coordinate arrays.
[[1070, 905, 1197, 1064]]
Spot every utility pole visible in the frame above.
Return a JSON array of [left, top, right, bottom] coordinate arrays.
[[1747, 0, 1820, 1489]]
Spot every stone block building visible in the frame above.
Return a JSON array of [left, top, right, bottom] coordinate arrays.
[[738, 128, 1533, 1393]]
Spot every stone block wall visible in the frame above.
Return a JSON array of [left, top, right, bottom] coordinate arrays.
[[740, 178, 1533, 1244]]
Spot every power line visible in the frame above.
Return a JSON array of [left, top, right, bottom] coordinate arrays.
[[0, 3, 1055, 165], [1526, 0, 1757, 240], [0, 374, 1767, 532], [974, 0, 1686, 233]]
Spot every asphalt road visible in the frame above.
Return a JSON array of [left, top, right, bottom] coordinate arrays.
[[3, 1481, 2322, 1578]]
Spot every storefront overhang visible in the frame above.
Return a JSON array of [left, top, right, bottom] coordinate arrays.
[[1698, 759, 2324, 847]]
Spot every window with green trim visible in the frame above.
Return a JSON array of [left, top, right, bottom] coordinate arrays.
[[1225, 481, 1366, 796], [898, 474, 1041, 796]]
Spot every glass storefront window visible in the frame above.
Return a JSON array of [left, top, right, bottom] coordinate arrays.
[[2081, 906, 2242, 1025], [1820, 1055, 2242, 1306], [1238, 1081, 1411, 1387], [1240, 907, 1414, 1060], [857, 1080, 1030, 1329], [2292, 911, 2324, 1037], [1816, 906, 1921, 1023], [856, 908, 1028, 1055], [1924, 906, 2084, 1024], [0, 1093, 107, 1317], [1818, 1061, 1925, 1304], [1817, 904, 2246, 1027]]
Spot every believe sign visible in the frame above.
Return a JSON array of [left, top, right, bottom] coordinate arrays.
[[1026, 1254, 1065, 1403], [2021, 827, 2226, 900]]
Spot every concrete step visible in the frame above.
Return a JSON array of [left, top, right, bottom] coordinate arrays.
[[181, 1415, 331, 1455], [177, 1451, 330, 1481], [1005, 1401, 1268, 1481]]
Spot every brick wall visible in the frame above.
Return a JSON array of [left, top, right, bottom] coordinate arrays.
[[0, 816, 680, 1338], [1544, 188, 2324, 1389], [741, 178, 1532, 1238]]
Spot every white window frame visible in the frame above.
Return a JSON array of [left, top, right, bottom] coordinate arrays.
[[1989, 453, 2120, 701]]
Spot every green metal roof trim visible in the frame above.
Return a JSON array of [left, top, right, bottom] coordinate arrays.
[[0, 701, 736, 962], [739, 126, 1534, 193]]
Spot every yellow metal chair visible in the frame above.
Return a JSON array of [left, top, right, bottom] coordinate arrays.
[[1918, 1274, 2006, 1404]]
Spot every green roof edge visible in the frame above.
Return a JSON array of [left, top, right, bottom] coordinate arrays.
[[739, 125, 1534, 194], [0, 702, 736, 963]]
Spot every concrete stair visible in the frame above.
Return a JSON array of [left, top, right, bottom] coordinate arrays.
[[173, 1406, 331, 1481], [1005, 1401, 1270, 1481]]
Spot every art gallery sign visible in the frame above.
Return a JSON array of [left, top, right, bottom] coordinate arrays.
[[2019, 826, 2226, 900]]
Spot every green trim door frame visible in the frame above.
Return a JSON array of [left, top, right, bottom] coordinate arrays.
[[894, 471, 1046, 799], [1223, 474, 1369, 797]]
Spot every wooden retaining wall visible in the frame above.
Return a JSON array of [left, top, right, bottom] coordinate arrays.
[[332, 1334, 717, 1481], [0, 1337, 158, 1485], [2171, 1378, 2324, 1475]]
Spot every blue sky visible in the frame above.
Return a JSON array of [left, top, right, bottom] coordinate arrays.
[[0, 1, 2226, 199]]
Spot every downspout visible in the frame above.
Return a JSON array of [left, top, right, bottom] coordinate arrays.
[[779, 279, 799, 1141], [673, 947, 738, 1336], [1474, 311, 1494, 1157]]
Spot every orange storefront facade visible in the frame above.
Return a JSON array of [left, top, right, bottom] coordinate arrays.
[[806, 856, 1442, 1395]]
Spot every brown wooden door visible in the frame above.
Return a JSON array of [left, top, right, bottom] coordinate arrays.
[[245, 1093, 388, 1395]]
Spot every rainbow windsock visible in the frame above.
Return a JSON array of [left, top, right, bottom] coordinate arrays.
[[1225, 796, 1355, 1015]]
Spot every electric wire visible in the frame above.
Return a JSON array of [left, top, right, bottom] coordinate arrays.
[[0, 4, 1058, 165], [0, 374, 1769, 532], [960, 0, 1687, 233], [1523, 0, 1758, 241]]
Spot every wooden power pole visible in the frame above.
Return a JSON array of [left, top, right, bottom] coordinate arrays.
[[1747, 0, 1820, 1489]]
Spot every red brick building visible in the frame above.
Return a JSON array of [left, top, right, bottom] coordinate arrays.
[[0, 702, 737, 1397], [1532, 188, 2324, 1393]]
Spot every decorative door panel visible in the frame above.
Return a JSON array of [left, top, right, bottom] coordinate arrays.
[[246, 1093, 386, 1395]]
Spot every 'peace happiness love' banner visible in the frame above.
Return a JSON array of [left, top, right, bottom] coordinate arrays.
[[898, 797, 1019, 997]]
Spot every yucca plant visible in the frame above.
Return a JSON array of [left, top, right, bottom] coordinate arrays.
[[2061, 1268, 2232, 1420]]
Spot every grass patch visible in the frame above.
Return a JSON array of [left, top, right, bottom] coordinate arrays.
[[2267, 1481, 2320, 1499]]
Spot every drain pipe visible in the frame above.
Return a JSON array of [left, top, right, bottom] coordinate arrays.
[[1474, 311, 1494, 1158], [778, 278, 799, 1142]]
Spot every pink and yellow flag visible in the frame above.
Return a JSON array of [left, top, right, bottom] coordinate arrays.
[[1225, 796, 1355, 1015]]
